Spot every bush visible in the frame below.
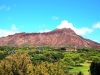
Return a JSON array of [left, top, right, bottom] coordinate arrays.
[[90, 61, 100, 75]]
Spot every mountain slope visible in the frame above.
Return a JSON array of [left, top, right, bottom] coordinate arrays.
[[0, 28, 100, 48]]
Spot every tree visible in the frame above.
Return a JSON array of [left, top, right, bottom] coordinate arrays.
[[0, 53, 33, 75], [71, 53, 85, 66], [63, 57, 74, 66], [0, 52, 7, 60], [91, 56, 100, 62], [32, 61, 68, 75], [50, 52, 64, 62], [90, 61, 100, 75]]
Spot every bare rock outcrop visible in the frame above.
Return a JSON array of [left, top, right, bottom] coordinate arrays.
[[0, 28, 100, 48]]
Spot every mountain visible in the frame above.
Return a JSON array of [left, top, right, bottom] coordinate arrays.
[[0, 28, 100, 48]]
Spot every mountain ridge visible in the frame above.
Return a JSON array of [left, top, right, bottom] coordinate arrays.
[[0, 28, 100, 48]]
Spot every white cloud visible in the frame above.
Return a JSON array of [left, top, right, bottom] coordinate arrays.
[[11, 24, 18, 31], [93, 22, 100, 29], [52, 16, 59, 20], [0, 24, 19, 37], [0, 5, 10, 10], [39, 29, 51, 33], [57, 20, 93, 35]]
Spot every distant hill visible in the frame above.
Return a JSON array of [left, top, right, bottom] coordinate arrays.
[[0, 28, 100, 48]]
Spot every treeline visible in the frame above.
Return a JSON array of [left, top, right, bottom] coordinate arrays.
[[0, 46, 100, 75]]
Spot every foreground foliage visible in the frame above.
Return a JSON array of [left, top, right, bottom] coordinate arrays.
[[0, 46, 100, 75], [90, 61, 100, 75], [0, 53, 32, 75], [0, 53, 68, 75]]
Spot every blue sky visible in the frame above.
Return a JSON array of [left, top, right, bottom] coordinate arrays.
[[0, 0, 100, 43]]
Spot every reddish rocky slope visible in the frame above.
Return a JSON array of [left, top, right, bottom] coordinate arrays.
[[0, 28, 100, 48]]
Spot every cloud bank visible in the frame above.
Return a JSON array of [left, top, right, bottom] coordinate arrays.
[[39, 20, 93, 35], [57, 20, 93, 35], [0, 24, 19, 37]]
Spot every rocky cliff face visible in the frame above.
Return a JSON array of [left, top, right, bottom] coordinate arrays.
[[0, 28, 100, 48]]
